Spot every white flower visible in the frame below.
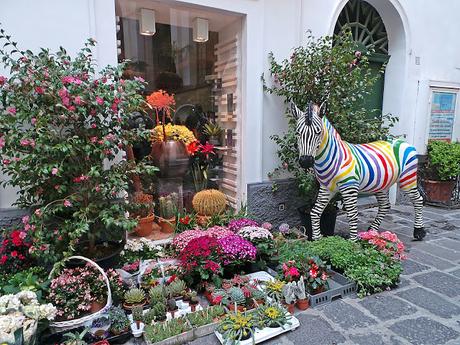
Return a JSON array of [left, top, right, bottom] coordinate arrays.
[[238, 226, 273, 241], [17, 291, 38, 306]]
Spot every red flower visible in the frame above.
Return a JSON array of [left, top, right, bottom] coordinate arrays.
[[187, 141, 200, 155], [10, 251, 18, 258], [179, 216, 191, 225], [213, 295, 223, 304], [0, 255, 7, 264]]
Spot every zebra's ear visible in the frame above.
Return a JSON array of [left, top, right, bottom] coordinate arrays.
[[318, 101, 328, 118], [290, 103, 302, 119]]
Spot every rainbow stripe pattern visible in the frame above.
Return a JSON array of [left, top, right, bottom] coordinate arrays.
[[315, 117, 418, 193]]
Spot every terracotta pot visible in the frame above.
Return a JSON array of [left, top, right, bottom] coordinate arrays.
[[190, 303, 198, 312], [296, 298, 309, 310], [151, 140, 189, 178], [159, 217, 176, 234], [228, 304, 245, 313], [422, 179, 456, 203], [284, 302, 295, 314], [134, 214, 154, 237], [123, 301, 146, 311], [90, 299, 106, 313]]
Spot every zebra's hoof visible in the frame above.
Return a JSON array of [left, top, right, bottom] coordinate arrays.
[[312, 235, 323, 241], [414, 227, 426, 241]]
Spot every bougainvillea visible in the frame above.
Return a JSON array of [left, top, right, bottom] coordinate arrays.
[[218, 235, 257, 265], [358, 230, 406, 261], [227, 218, 259, 232], [0, 32, 154, 264]]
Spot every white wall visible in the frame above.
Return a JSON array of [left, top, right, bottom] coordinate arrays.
[[0, 0, 117, 208]]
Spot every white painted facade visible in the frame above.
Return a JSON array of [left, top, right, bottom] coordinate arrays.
[[1, 0, 460, 208]]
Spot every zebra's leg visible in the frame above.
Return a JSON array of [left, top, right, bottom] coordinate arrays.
[[403, 187, 426, 240], [340, 185, 360, 240], [311, 185, 332, 240], [369, 190, 391, 231]]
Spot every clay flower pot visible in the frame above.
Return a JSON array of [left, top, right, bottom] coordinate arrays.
[[422, 179, 456, 203], [134, 214, 154, 237], [296, 298, 309, 310], [158, 217, 176, 234], [90, 299, 106, 313], [151, 140, 189, 178], [190, 302, 199, 312], [284, 302, 295, 314]]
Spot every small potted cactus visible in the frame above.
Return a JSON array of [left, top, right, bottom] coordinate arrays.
[[167, 298, 179, 318], [129, 192, 155, 237], [250, 288, 266, 308], [189, 291, 200, 312], [282, 282, 297, 314], [152, 301, 167, 322], [108, 306, 130, 335], [192, 189, 227, 225], [131, 306, 144, 328], [158, 193, 178, 234], [295, 277, 309, 310], [166, 279, 187, 299], [123, 288, 146, 310], [227, 287, 246, 312]]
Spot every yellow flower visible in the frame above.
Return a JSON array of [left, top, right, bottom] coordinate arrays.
[[266, 279, 285, 292], [264, 307, 281, 319], [151, 123, 196, 145]]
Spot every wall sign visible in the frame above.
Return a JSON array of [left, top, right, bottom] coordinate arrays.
[[428, 90, 457, 142]]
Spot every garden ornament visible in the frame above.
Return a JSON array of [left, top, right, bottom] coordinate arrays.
[[292, 102, 425, 241]]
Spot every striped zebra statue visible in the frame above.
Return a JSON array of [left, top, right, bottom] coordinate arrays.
[[292, 102, 426, 241]]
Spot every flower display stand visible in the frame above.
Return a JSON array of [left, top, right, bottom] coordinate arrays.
[[214, 315, 300, 345], [307, 271, 356, 307], [144, 329, 194, 345]]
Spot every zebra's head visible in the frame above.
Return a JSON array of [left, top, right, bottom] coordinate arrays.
[[291, 102, 323, 169]]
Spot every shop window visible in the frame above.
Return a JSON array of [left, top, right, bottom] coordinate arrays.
[[116, 0, 243, 208]]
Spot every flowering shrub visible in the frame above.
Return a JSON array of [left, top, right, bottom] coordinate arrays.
[[304, 257, 329, 293], [206, 226, 234, 240], [228, 218, 259, 232], [151, 123, 196, 145], [238, 226, 276, 269], [172, 226, 233, 253], [179, 235, 224, 287], [218, 235, 257, 265], [0, 32, 152, 264], [281, 261, 301, 282], [48, 264, 105, 320], [120, 238, 164, 265], [0, 291, 56, 344], [358, 230, 406, 261], [106, 269, 125, 302], [238, 226, 273, 242], [0, 215, 34, 274]]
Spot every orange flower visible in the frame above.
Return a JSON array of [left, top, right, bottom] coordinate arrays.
[[146, 90, 175, 114], [187, 140, 200, 155]]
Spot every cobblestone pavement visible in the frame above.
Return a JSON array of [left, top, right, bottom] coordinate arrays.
[[187, 205, 460, 345]]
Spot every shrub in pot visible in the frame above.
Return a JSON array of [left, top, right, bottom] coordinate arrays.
[[423, 140, 460, 203], [128, 192, 155, 237], [0, 31, 152, 266]]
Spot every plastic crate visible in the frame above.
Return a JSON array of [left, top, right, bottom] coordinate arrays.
[[308, 271, 356, 307]]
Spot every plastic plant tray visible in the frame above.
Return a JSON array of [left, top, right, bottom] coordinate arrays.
[[214, 315, 300, 345], [307, 271, 356, 307]]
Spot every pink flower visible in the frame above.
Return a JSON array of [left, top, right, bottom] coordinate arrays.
[[91, 123, 97, 129], [22, 215, 29, 224], [95, 185, 101, 192], [51, 167, 59, 175], [0, 136, 5, 149], [7, 107, 16, 115], [31, 118, 37, 125], [0, 76, 6, 86], [96, 96, 104, 105], [58, 88, 68, 98], [35, 86, 44, 94], [321, 272, 328, 281], [34, 208, 42, 216], [74, 96, 83, 105], [63, 200, 72, 207], [2, 159, 10, 165]]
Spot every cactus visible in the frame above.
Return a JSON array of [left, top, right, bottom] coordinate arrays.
[[189, 291, 199, 304], [124, 288, 146, 305], [295, 277, 307, 300], [143, 309, 156, 326], [131, 306, 144, 322], [228, 287, 246, 306], [149, 285, 166, 304], [159, 193, 178, 219], [251, 288, 266, 301], [192, 189, 227, 216], [282, 282, 297, 304], [152, 302, 167, 321], [167, 298, 177, 311], [166, 279, 187, 298]]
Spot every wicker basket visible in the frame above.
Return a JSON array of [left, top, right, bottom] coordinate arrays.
[[49, 256, 113, 333]]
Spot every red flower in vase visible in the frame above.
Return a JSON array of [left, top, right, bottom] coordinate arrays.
[[187, 141, 200, 155]]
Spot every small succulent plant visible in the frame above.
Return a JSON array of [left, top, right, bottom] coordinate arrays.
[[152, 302, 167, 321], [167, 279, 187, 298], [149, 285, 166, 304], [251, 288, 266, 302], [228, 287, 246, 306], [143, 309, 156, 326], [108, 306, 130, 334], [189, 291, 199, 305], [124, 288, 146, 305], [132, 305, 144, 322]]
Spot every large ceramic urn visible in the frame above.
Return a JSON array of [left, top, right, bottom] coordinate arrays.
[[151, 140, 189, 178]]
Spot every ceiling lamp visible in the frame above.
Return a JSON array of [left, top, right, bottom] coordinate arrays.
[[193, 17, 209, 42], [140, 8, 156, 36]]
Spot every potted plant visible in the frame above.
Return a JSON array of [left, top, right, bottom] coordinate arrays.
[[128, 192, 155, 237], [281, 282, 297, 314], [166, 278, 187, 299], [189, 291, 200, 312], [131, 306, 144, 328], [303, 256, 330, 294], [188, 142, 221, 192], [281, 260, 302, 282], [0, 32, 151, 266], [294, 277, 309, 310], [148, 90, 195, 178], [123, 288, 146, 310], [227, 287, 247, 312], [263, 279, 285, 303], [203, 122, 224, 146], [422, 140, 460, 203], [62, 329, 88, 345], [158, 192, 178, 234], [256, 304, 292, 329], [192, 189, 227, 225], [237, 225, 276, 270], [167, 298, 179, 318], [217, 311, 255, 344], [249, 287, 266, 308], [88, 315, 111, 339], [108, 306, 130, 335]]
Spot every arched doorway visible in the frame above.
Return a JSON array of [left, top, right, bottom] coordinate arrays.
[[334, 0, 390, 114]]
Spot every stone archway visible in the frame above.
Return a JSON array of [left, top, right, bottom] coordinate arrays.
[[330, 0, 409, 138]]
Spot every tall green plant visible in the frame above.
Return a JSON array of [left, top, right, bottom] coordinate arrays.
[[265, 31, 397, 198], [0, 27, 155, 264], [426, 140, 460, 181]]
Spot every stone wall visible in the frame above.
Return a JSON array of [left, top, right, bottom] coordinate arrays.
[[0, 208, 28, 228]]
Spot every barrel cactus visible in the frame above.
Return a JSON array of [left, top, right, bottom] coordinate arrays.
[[192, 189, 227, 216], [159, 192, 178, 219]]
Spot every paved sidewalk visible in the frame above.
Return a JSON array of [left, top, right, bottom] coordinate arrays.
[[189, 205, 460, 345]]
